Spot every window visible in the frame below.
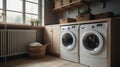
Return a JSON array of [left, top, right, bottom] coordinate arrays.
[[0, 10, 3, 22], [7, 0, 22, 12], [7, 11, 23, 23], [26, 14, 38, 24], [25, 0, 38, 25], [27, 0, 38, 3], [7, 0, 23, 23], [0, 0, 2, 9], [0, 0, 3, 22], [0, 0, 41, 25], [26, 2, 38, 14]]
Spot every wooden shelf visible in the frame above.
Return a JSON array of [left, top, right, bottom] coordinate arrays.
[[53, 0, 86, 12]]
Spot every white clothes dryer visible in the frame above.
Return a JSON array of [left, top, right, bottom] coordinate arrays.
[[60, 25, 79, 63], [80, 23, 107, 67]]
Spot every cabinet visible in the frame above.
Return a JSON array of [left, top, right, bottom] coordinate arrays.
[[52, 26, 60, 56], [44, 26, 53, 53], [44, 25, 60, 56]]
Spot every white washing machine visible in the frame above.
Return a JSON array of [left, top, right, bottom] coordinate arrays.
[[80, 23, 107, 67], [60, 25, 79, 63]]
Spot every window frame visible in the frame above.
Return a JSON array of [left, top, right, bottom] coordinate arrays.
[[0, 0, 41, 25], [0, 0, 3, 22], [25, 0, 39, 25]]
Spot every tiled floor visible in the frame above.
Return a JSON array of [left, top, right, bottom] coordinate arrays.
[[0, 55, 88, 67]]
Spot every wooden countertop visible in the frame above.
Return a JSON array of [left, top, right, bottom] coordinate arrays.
[[44, 18, 114, 27], [1, 17, 120, 29], [59, 18, 112, 26]]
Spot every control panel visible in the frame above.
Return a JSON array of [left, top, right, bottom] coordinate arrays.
[[80, 22, 107, 29]]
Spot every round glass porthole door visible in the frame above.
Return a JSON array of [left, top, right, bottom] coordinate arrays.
[[61, 31, 76, 51], [82, 30, 103, 54], [83, 34, 100, 51]]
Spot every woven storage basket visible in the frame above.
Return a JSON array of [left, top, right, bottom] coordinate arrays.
[[28, 43, 48, 58], [59, 18, 76, 24], [54, 0, 62, 9]]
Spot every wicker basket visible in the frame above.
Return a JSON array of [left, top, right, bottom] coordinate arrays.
[[62, 0, 71, 6], [54, 0, 62, 9], [59, 18, 76, 24], [28, 43, 48, 58]]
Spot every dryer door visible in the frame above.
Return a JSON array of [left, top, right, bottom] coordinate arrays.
[[81, 30, 104, 54], [61, 31, 76, 51]]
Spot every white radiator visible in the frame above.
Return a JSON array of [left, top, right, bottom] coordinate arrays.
[[0, 30, 36, 57], [0, 30, 7, 57]]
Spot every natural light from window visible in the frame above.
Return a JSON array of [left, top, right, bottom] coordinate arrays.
[[7, 0, 23, 23], [0, 10, 2, 22], [0, 0, 3, 22], [27, 0, 38, 3], [0, 0, 2, 9], [7, 0, 22, 12], [25, 0, 38, 25], [0, 0, 40, 25], [26, 3, 38, 14], [7, 12, 23, 23], [26, 14, 38, 24]]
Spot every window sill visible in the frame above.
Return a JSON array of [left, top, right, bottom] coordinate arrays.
[[0, 23, 44, 29]]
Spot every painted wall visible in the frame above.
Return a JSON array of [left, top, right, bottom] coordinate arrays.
[[44, 0, 120, 25], [44, 0, 58, 25], [62, 0, 120, 18]]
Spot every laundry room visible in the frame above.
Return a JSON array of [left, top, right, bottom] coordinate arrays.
[[0, 0, 120, 67]]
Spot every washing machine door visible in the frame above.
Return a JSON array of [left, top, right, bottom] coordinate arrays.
[[81, 30, 103, 54], [61, 31, 76, 51]]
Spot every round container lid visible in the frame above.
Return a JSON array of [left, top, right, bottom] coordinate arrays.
[[29, 42, 42, 46]]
